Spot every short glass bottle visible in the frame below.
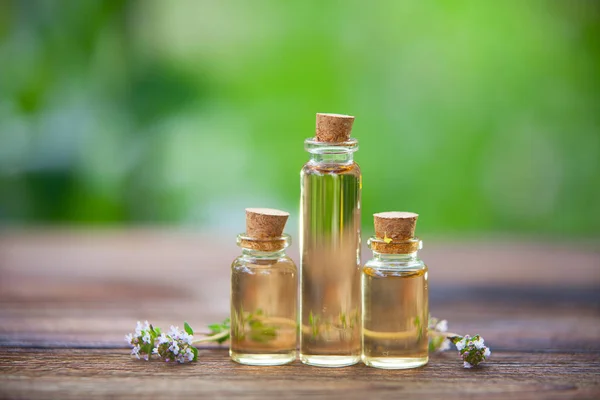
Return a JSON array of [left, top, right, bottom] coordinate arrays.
[[230, 233, 298, 366], [362, 236, 429, 369]]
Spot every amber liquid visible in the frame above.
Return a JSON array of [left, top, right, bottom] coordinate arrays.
[[362, 265, 428, 369], [300, 161, 361, 367], [230, 255, 298, 365]]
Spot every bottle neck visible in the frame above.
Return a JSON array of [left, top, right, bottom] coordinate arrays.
[[241, 248, 286, 260], [309, 152, 354, 164], [304, 138, 358, 165], [372, 251, 419, 262]]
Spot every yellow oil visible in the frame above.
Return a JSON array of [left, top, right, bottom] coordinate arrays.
[[300, 162, 362, 367], [362, 265, 428, 369], [230, 256, 297, 365]]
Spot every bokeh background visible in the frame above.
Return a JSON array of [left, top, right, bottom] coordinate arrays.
[[1, 0, 599, 237]]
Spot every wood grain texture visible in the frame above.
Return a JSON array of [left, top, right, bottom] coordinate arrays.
[[0, 230, 599, 399], [1, 349, 599, 400]]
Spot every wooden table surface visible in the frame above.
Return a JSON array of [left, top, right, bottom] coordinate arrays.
[[0, 230, 599, 399]]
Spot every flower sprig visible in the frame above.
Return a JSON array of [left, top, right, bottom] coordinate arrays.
[[153, 324, 198, 363], [428, 316, 491, 368], [125, 321, 159, 361], [125, 320, 230, 364], [452, 334, 492, 368]]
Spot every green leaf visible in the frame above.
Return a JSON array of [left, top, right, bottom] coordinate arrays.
[[207, 318, 231, 343], [428, 340, 436, 353], [191, 346, 198, 362], [429, 336, 443, 353], [216, 332, 230, 344], [184, 322, 194, 336], [339, 312, 347, 328], [250, 326, 277, 343], [449, 335, 463, 344], [248, 319, 264, 329], [209, 317, 231, 335], [142, 343, 153, 358]]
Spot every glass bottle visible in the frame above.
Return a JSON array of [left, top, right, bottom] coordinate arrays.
[[230, 208, 298, 366], [300, 113, 362, 367], [362, 212, 429, 369]]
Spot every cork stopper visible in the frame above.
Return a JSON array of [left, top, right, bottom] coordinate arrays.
[[374, 211, 419, 241], [315, 113, 355, 143], [245, 208, 289, 239]]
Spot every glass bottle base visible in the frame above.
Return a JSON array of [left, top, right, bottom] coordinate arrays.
[[300, 354, 361, 368], [362, 355, 428, 369], [230, 351, 296, 366]]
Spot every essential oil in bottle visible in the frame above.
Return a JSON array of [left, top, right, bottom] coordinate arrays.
[[362, 212, 429, 369], [230, 208, 298, 366], [300, 113, 362, 367]]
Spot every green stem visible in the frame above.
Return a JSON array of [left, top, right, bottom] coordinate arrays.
[[429, 330, 462, 340], [190, 326, 461, 344], [192, 330, 229, 344]]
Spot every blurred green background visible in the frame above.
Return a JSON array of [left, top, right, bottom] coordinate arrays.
[[0, 0, 599, 236]]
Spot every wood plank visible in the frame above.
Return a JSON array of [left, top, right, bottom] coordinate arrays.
[[1, 348, 599, 400], [1, 230, 599, 288]]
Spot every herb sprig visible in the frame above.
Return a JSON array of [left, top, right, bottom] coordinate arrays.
[[428, 316, 491, 368], [126, 315, 491, 368]]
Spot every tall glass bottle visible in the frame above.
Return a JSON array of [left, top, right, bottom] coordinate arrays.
[[299, 113, 362, 367], [230, 208, 298, 366], [362, 212, 429, 369]]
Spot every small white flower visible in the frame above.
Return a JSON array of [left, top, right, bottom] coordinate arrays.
[[484, 347, 491, 358], [135, 321, 143, 336], [439, 339, 451, 352], [169, 342, 180, 355], [131, 345, 141, 359], [185, 348, 194, 361], [463, 361, 473, 369], [455, 338, 466, 351], [158, 333, 169, 345], [125, 333, 133, 343], [169, 326, 180, 338], [142, 332, 151, 344], [135, 320, 150, 335], [435, 320, 448, 332], [179, 332, 193, 345], [473, 337, 485, 349]]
